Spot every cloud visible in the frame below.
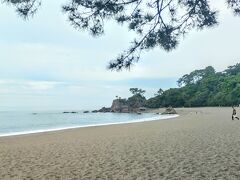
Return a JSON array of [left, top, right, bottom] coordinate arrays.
[[0, 0, 240, 110], [25, 81, 62, 91], [0, 42, 178, 82], [0, 79, 63, 93]]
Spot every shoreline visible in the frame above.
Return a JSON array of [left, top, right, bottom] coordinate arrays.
[[0, 114, 179, 138], [1, 107, 239, 179]]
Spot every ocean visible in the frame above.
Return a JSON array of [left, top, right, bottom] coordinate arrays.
[[0, 111, 178, 137]]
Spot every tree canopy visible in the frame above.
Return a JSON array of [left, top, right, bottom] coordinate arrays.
[[177, 66, 215, 87], [145, 63, 240, 108], [155, 88, 164, 96], [129, 88, 146, 95], [128, 88, 146, 108], [3, 0, 240, 70]]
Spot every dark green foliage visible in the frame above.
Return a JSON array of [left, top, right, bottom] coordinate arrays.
[[154, 88, 164, 96], [129, 88, 145, 96], [227, 0, 240, 15], [128, 88, 146, 109], [224, 63, 240, 75], [146, 63, 240, 108], [177, 66, 215, 87], [3, 0, 240, 70], [127, 94, 146, 109], [3, 0, 41, 18]]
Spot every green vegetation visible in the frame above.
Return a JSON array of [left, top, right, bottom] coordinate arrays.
[[145, 63, 240, 108], [128, 88, 146, 109], [125, 63, 240, 108]]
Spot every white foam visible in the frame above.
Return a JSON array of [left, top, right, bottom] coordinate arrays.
[[0, 114, 179, 137]]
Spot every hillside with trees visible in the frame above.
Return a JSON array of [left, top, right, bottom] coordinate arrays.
[[145, 63, 240, 108]]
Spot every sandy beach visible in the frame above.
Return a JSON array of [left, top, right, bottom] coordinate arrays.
[[1, 107, 240, 179]]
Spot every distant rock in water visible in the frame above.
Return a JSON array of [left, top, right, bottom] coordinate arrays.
[[63, 112, 70, 114], [63, 111, 78, 114], [92, 110, 98, 113], [162, 107, 177, 115], [98, 107, 111, 113], [83, 111, 89, 113]]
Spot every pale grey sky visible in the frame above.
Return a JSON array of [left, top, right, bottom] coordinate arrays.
[[0, 1, 239, 110]]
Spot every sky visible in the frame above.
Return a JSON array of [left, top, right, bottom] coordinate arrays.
[[0, 0, 240, 111]]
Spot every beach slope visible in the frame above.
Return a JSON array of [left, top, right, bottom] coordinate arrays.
[[1, 107, 240, 179]]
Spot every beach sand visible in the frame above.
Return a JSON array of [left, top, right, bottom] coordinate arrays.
[[1, 107, 240, 179]]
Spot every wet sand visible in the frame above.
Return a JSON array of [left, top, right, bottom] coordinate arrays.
[[1, 107, 240, 179]]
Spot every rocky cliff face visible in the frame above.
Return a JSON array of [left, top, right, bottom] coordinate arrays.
[[127, 94, 146, 111], [97, 97, 147, 113], [111, 99, 129, 113]]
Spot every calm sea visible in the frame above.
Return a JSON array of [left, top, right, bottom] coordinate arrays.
[[0, 111, 178, 137]]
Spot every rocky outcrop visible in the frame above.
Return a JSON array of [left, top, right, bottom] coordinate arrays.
[[139, 107, 146, 111], [127, 94, 146, 111], [162, 106, 177, 114], [98, 107, 111, 113], [96, 98, 148, 113], [111, 99, 129, 113], [110, 98, 149, 113], [63, 111, 78, 114]]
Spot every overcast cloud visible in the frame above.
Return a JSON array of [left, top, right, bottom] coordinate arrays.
[[0, 0, 239, 110]]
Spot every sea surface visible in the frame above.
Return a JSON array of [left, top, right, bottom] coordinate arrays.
[[0, 111, 178, 137]]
